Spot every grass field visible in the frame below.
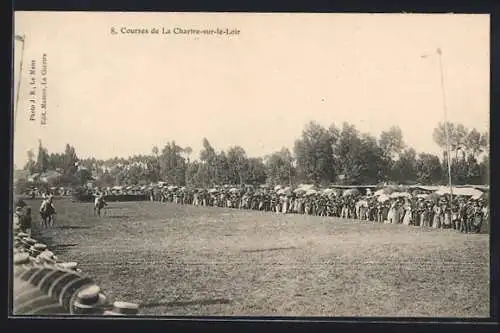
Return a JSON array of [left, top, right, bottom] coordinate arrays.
[[26, 198, 489, 317]]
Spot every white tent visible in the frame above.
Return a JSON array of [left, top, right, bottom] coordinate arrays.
[[297, 183, 316, 190], [435, 187, 483, 197]]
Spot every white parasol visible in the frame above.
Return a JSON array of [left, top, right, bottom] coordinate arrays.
[[377, 195, 390, 202], [305, 189, 318, 196]]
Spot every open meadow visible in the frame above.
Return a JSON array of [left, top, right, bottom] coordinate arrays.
[[27, 198, 490, 317]]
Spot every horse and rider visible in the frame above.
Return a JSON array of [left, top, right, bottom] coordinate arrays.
[[39, 194, 57, 228], [94, 193, 108, 217]]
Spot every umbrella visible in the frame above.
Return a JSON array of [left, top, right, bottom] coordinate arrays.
[[382, 187, 397, 195], [377, 195, 390, 202], [278, 188, 293, 195], [343, 188, 359, 197], [427, 192, 441, 201], [390, 192, 411, 198], [305, 189, 318, 196], [322, 188, 334, 195], [331, 189, 343, 197], [294, 188, 306, 195], [229, 188, 240, 193], [208, 188, 218, 193], [274, 185, 283, 191], [471, 193, 482, 200]]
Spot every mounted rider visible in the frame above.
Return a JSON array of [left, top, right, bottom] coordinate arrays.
[[40, 194, 56, 215], [39, 194, 56, 227], [94, 192, 108, 216]]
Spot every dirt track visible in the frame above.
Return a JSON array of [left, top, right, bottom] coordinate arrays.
[[28, 199, 489, 317]]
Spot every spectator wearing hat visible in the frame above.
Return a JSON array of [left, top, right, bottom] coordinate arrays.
[[432, 203, 441, 229], [20, 207, 32, 236], [471, 201, 483, 233], [442, 202, 452, 229]]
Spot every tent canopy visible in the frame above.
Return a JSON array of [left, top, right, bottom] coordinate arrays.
[[435, 186, 483, 197]]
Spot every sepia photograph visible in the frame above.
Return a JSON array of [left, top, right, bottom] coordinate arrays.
[[11, 12, 490, 317]]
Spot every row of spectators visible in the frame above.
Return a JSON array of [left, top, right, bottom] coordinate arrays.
[[98, 184, 487, 234]]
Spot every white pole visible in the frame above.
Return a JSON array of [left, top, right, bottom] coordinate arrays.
[[436, 48, 453, 203]]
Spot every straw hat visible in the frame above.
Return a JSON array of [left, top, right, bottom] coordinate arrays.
[[21, 238, 37, 249], [37, 250, 57, 263], [23, 237, 36, 244], [13, 253, 31, 265], [58, 262, 78, 270], [33, 243, 47, 251], [105, 301, 139, 315], [71, 285, 107, 314], [17, 232, 29, 239]]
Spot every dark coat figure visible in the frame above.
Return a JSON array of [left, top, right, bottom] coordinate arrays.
[[20, 207, 33, 234]]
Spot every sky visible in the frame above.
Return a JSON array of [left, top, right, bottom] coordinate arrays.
[[13, 12, 489, 169]]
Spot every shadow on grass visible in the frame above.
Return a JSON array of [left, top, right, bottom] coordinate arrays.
[[141, 298, 231, 309], [56, 225, 92, 230], [104, 215, 130, 219], [50, 243, 79, 255], [241, 246, 297, 253]]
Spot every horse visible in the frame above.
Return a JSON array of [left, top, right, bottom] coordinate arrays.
[[40, 202, 56, 228], [94, 197, 108, 217]]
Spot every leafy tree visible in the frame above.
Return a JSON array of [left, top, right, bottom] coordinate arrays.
[[185, 161, 201, 187], [215, 151, 230, 184], [246, 157, 267, 185], [63, 144, 79, 176], [294, 121, 335, 185], [479, 155, 489, 185], [334, 123, 364, 184], [433, 122, 468, 160], [35, 140, 49, 173], [356, 133, 389, 184], [227, 146, 248, 185], [183, 146, 193, 163], [379, 126, 405, 160], [74, 167, 93, 186], [465, 128, 488, 159], [265, 147, 295, 185], [415, 153, 442, 184], [159, 141, 187, 185], [391, 148, 417, 184], [23, 149, 36, 174], [199, 138, 217, 185]]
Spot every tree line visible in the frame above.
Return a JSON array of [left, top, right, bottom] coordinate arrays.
[[21, 121, 489, 189]]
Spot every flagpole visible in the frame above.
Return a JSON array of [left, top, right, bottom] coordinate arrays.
[[436, 48, 453, 203], [14, 35, 26, 128]]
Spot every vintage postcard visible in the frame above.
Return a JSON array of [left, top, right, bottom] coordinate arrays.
[[12, 12, 490, 317]]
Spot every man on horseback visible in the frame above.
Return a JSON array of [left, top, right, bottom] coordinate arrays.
[[94, 193, 108, 217], [39, 194, 56, 228]]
